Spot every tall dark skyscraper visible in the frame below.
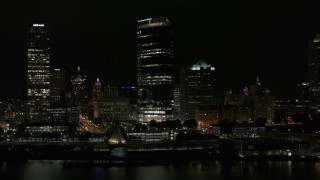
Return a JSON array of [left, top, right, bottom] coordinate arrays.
[[71, 66, 89, 118], [308, 33, 320, 110], [136, 16, 174, 123], [27, 23, 51, 121], [180, 60, 219, 121], [71, 66, 88, 102], [50, 68, 66, 105]]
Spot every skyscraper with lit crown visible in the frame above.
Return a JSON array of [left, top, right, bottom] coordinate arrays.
[[27, 23, 51, 121], [71, 66, 89, 118], [180, 60, 218, 121], [136, 16, 174, 123]]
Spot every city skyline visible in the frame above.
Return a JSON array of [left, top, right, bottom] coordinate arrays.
[[1, 1, 320, 100]]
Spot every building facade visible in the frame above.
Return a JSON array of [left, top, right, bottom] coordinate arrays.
[[136, 16, 174, 123], [50, 68, 66, 105], [308, 33, 320, 110], [240, 77, 275, 124], [27, 23, 51, 121], [91, 78, 104, 118], [180, 60, 219, 121], [70, 66, 89, 118], [173, 85, 181, 120]]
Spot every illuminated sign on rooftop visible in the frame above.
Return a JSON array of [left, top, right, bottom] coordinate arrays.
[[33, 24, 44, 27]]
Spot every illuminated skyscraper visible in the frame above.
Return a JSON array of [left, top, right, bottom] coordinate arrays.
[[136, 16, 174, 123], [27, 23, 51, 121], [71, 66, 88, 102], [91, 78, 103, 119], [308, 33, 320, 110]]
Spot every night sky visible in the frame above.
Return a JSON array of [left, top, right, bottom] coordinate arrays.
[[0, 0, 320, 99]]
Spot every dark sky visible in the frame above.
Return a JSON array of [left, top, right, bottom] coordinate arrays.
[[0, 0, 320, 99]]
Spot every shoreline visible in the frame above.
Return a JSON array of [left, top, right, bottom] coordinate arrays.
[[0, 139, 318, 162]]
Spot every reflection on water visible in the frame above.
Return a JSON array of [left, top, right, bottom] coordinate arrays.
[[1, 160, 320, 180]]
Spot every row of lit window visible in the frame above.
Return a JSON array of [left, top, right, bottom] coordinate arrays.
[[139, 51, 172, 57], [28, 88, 50, 93], [28, 65, 50, 68], [139, 50, 173, 55], [28, 54, 49, 57], [27, 94, 50, 98], [27, 70, 49, 73], [140, 82, 172, 86], [139, 55, 166, 59], [143, 110, 166, 114], [28, 77, 49, 80], [141, 64, 173, 68], [137, 34, 153, 39], [141, 78, 173, 82], [28, 74, 50, 77], [140, 43, 158, 47], [27, 48, 47, 52], [139, 48, 171, 53], [145, 75, 172, 79], [137, 22, 170, 29]]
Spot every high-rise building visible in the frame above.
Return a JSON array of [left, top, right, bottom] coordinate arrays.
[[297, 82, 309, 105], [27, 23, 51, 121], [71, 66, 89, 118], [308, 33, 320, 110], [50, 68, 66, 105], [173, 85, 181, 120], [119, 86, 138, 120], [91, 78, 103, 118], [180, 60, 220, 121], [136, 16, 174, 123], [92, 78, 103, 100], [71, 66, 88, 100], [242, 77, 275, 123]]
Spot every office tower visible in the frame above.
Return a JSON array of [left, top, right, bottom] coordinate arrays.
[[308, 33, 320, 110], [248, 77, 275, 123], [71, 66, 88, 100], [92, 78, 103, 100], [136, 16, 174, 123], [27, 23, 51, 121], [297, 82, 309, 105], [91, 78, 103, 118], [71, 66, 89, 118], [119, 86, 138, 120], [173, 85, 181, 120], [50, 68, 66, 105], [180, 60, 219, 121]]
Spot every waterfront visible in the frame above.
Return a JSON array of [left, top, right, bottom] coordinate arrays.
[[1, 160, 320, 180]]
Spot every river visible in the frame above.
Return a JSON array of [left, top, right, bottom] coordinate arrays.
[[1, 160, 320, 180]]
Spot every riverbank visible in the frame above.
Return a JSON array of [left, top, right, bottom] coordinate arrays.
[[0, 140, 319, 162]]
